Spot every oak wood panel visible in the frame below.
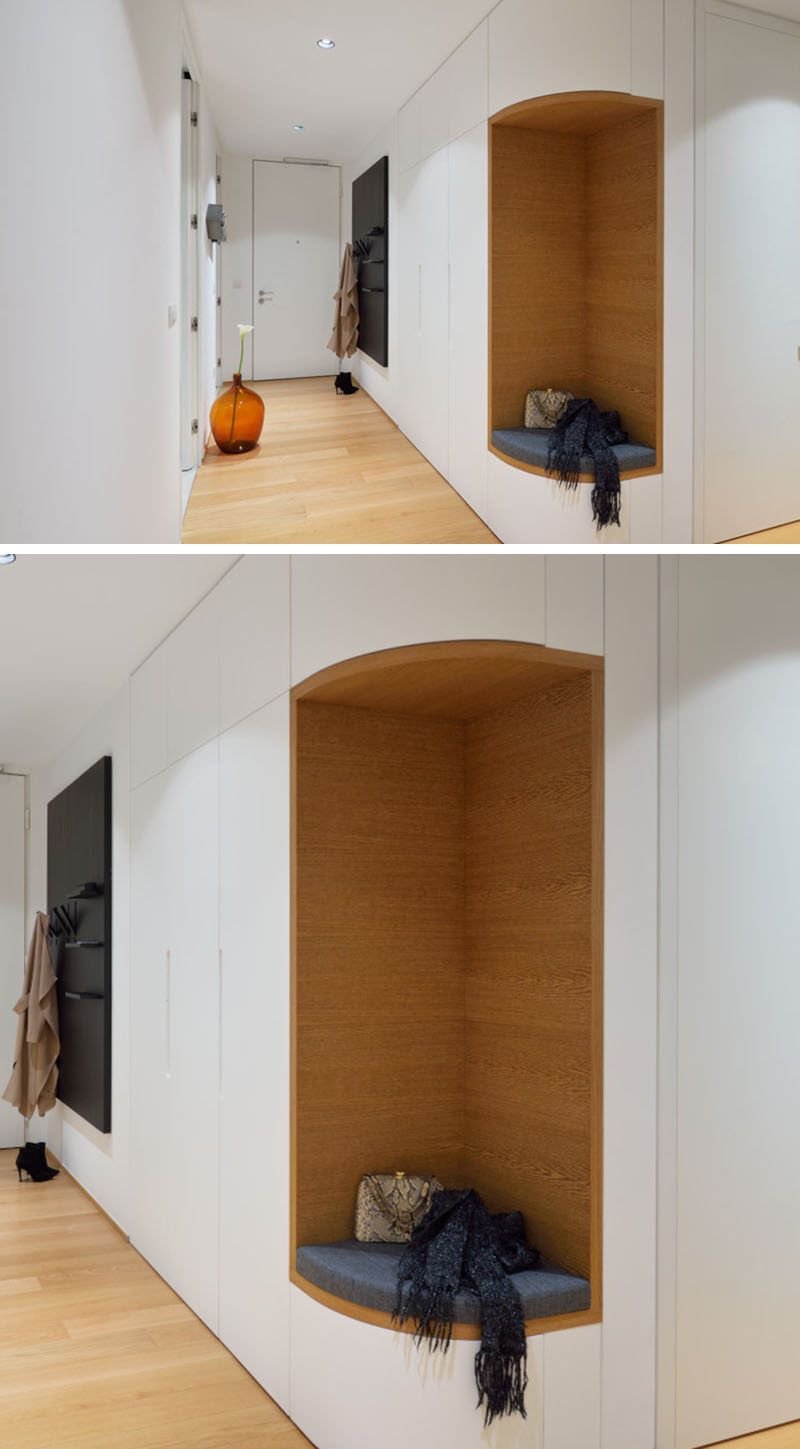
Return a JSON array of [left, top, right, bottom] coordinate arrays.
[[288, 1267, 600, 1340], [586, 108, 662, 450], [489, 91, 663, 479], [0, 1149, 310, 1449], [493, 91, 660, 134], [294, 701, 467, 1253], [463, 672, 598, 1283], [294, 639, 603, 721], [491, 125, 587, 431], [182, 377, 497, 546]]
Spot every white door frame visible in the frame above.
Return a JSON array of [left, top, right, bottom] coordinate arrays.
[[693, 0, 800, 542], [250, 158, 342, 382], [180, 64, 201, 489]]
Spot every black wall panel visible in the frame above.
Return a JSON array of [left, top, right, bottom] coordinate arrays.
[[47, 757, 112, 1134], [352, 156, 389, 367]]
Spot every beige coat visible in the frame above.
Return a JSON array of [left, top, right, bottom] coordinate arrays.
[[2, 912, 60, 1119], [327, 243, 360, 360]]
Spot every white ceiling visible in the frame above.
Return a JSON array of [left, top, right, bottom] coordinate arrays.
[[183, 0, 497, 160], [0, 554, 237, 769]]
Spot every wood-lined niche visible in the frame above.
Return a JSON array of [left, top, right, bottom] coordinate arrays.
[[490, 91, 664, 480], [291, 641, 604, 1336]]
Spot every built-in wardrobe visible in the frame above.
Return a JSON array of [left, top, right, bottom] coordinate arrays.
[[390, 0, 668, 546], [128, 554, 659, 1449]]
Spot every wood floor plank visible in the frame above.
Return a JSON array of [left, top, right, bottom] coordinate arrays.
[[0, 1150, 313, 1448], [182, 376, 498, 545]]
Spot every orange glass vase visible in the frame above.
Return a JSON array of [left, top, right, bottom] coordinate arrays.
[[210, 374, 265, 454]]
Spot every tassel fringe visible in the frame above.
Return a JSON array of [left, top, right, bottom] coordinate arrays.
[[475, 1344, 529, 1427]]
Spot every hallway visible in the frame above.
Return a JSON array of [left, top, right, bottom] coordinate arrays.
[[0, 1150, 308, 1449], [182, 378, 496, 545]]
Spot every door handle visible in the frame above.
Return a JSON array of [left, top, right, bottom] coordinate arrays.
[[258, 290, 274, 305]]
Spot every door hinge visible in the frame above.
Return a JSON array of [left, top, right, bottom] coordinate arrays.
[[191, 111, 199, 128], [217, 357, 222, 368], [191, 214, 198, 230], [191, 317, 199, 333], [191, 419, 199, 435], [217, 296, 222, 307]]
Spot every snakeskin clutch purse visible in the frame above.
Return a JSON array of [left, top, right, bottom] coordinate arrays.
[[355, 1171, 443, 1244], [524, 388, 573, 430]]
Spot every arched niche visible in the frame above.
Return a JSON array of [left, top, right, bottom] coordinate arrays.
[[290, 640, 603, 1337], [489, 91, 664, 481]]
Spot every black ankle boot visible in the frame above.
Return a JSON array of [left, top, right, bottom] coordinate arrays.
[[15, 1143, 58, 1183], [334, 372, 359, 396]]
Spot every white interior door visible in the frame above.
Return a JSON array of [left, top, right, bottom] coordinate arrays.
[[0, 774, 25, 1149], [700, 6, 800, 541], [253, 161, 341, 380]]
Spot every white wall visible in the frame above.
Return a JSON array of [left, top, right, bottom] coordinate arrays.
[[0, 1, 218, 544], [342, 122, 400, 419], [27, 685, 131, 1231]]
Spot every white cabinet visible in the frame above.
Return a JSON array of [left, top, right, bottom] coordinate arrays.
[[489, 0, 631, 116], [217, 556, 291, 734], [130, 646, 167, 789], [166, 590, 221, 765], [219, 697, 291, 1413], [290, 554, 547, 684], [398, 148, 450, 477], [487, 452, 633, 546], [398, 89, 422, 173], [545, 557, 605, 656], [130, 767, 172, 1281], [130, 741, 220, 1333], [398, 22, 488, 171], [448, 23, 488, 141], [543, 1326, 602, 1449], [672, 558, 800, 1448], [164, 741, 220, 1333], [418, 64, 450, 160], [632, 0, 664, 99], [448, 122, 488, 523]]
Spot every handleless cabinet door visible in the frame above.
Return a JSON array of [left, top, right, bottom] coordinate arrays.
[[219, 696, 291, 1412], [449, 122, 489, 522], [163, 739, 220, 1333], [291, 555, 547, 684], [489, 0, 631, 116], [397, 148, 450, 478], [130, 769, 172, 1282]]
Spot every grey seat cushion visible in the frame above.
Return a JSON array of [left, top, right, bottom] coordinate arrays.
[[492, 427, 657, 476], [296, 1240, 591, 1322]]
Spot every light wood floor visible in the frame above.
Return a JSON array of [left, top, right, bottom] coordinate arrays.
[[181, 376, 498, 545], [1, 1149, 798, 1449], [710, 1429, 800, 1448], [726, 519, 800, 545], [0, 1148, 311, 1448]]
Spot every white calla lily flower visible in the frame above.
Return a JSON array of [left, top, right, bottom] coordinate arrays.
[[237, 324, 255, 336]]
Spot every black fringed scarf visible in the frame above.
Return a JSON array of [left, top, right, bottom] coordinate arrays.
[[393, 1189, 541, 1426], [547, 397, 627, 529]]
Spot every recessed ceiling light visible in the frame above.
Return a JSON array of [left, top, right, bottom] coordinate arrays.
[[0, 554, 16, 565], [317, 37, 335, 49], [292, 124, 305, 131]]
